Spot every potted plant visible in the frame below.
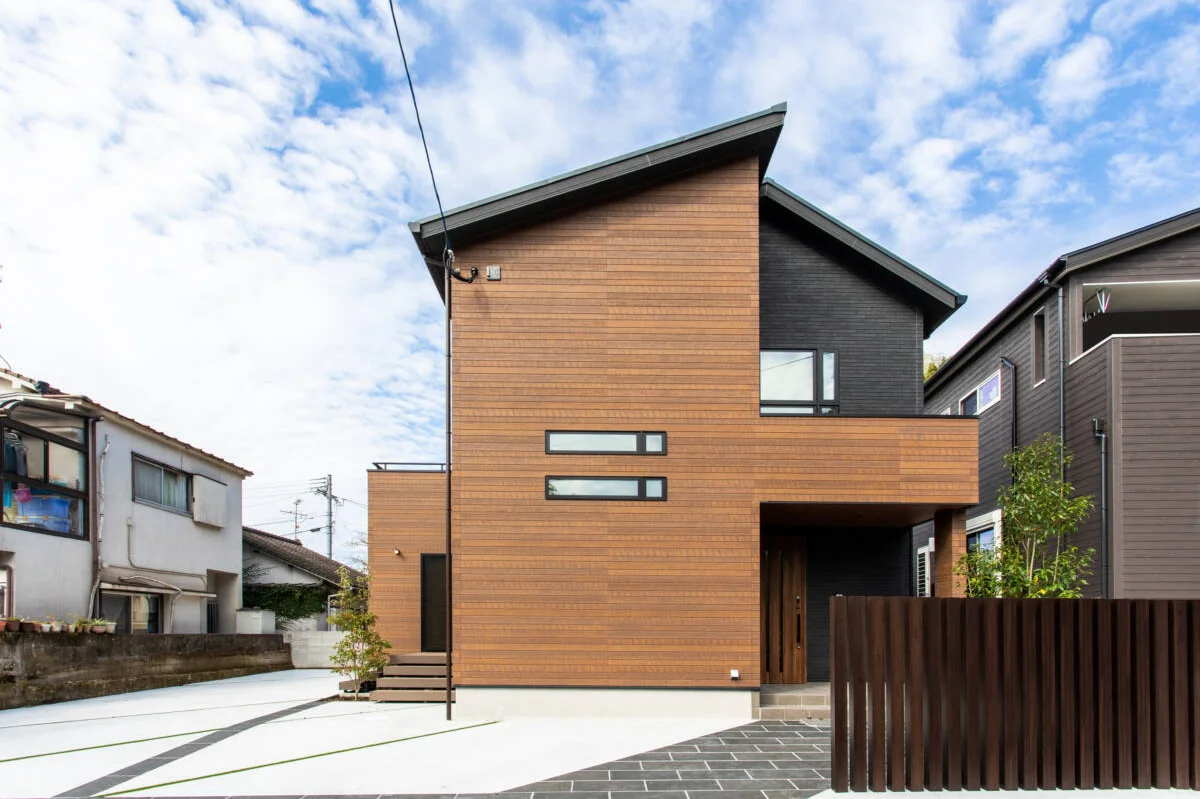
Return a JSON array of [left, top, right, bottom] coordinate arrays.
[[4, 617, 18, 633], [19, 619, 39, 633], [102, 619, 116, 634], [47, 618, 63, 633], [90, 619, 107, 634]]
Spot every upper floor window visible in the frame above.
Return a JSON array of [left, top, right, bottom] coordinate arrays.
[[959, 370, 1001, 416], [1032, 311, 1047, 385], [546, 476, 667, 501], [133, 456, 191, 513], [760, 350, 838, 415], [546, 431, 666, 455], [1, 408, 88, 538]]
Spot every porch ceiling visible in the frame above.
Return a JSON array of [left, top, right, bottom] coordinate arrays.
[[761, 501, 947, 528]]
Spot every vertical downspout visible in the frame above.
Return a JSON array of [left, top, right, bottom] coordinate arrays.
[[444, 255, 454, 722], [1093, 419, 1109, 598], [1057, 285, 1067, 478], [999, 358, 1018, 460]]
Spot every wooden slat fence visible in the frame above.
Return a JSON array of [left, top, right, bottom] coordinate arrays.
[[830, 597, 1200, 791]]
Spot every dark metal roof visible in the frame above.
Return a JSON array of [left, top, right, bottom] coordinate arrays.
[[243, 526, 362, 587], [925, 204, 1200, 395], [411, 104, 788, 295], [760, 180, 966, 335]]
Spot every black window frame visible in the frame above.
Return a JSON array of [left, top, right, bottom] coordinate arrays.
[[1, 414, 89, 540], [759, 348, 839, 416], [131, 454, 193, 515], [544, 430, 668, 455], [545, 476, 668, 501]]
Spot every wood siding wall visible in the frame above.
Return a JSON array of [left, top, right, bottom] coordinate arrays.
[[367, 471, 445, 654], [759, 209, 925, 415], [375, 157, 978, 689]]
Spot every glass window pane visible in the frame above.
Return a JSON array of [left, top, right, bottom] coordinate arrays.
[[162, 470, 189, 511], [3, 482, 83, 536], [643, 434, 665, 453], [133, 460, 163, 504], [645, 478, 665, 499], [547, 478, 641, 498], [10, 407, 85, 443], [547, 432, 639, 453], [3, 429, 45, 481], [761, 351, 814, 402], [822, 352, 837, 401], [979, 374, 1001, 408], [129, 594, 161, 634], [960, 393, 978, 416], [760, 406, 816, 415], [49, 442, 86, 491], [819, 406, 838, 415]]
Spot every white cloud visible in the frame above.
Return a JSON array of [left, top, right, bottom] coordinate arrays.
[[1091, 0, 1199, 35], [983, 0, 1082, 80], [1039, 34, 1112, 117], [1108, 151, 1185, 195]]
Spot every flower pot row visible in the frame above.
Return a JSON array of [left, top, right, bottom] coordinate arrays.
[[3, 618, 117, 634]]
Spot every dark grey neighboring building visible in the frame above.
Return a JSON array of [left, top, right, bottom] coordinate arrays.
[[921, 206, 1200, 598]]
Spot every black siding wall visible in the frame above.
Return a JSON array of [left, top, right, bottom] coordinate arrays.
[[805, 528, 911, 682], [760, 210, 925, 416], [1065, 340, 1110, 598]]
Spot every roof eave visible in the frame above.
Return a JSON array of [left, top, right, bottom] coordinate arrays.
[[412, 103, 788, 295], [759, 180, 965, 336]]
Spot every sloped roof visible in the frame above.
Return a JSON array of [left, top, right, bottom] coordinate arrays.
[[925, 204, 1200, 395], [0, 367, 252, 476], [760, 179, 966, 335], [411, 104, 788, 295], [243, 526, 362, 587]]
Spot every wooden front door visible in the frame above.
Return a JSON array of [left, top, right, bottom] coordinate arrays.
[[761, 536, 806, 684]]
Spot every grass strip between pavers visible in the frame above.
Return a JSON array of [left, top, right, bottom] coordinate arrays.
[[0, 729, 223, 763], [96, 720, 500, 797]]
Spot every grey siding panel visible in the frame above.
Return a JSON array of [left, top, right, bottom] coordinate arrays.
[[1115, 335, 1200, 598], [1077, 227, 1200, 283], [803, 527, 911, 682], [1065, 340, 1110, 598], [759, 211, 925, 415], [925, 293, 1063, 517]]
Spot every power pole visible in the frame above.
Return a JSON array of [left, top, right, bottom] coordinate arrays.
[[312, 475, 341, 559], [280, 498, 311, 541]]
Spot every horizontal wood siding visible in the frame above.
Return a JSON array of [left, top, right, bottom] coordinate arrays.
[[375, 158, 979, 689], [759, 209, 924, 415], [1065, 340, 1111, 598], [1115, 335, 1200, 598], [368, 471, 445, 654]]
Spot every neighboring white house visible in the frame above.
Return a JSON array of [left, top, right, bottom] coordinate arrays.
[[242, 526, 360, 631], [0, 368, 250, 633]]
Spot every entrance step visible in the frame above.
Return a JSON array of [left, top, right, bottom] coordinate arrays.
[[381, 664, 446, 677], [758, 683, 830, 720], [376, 676, 444, 689], [389, 652, 445, 666], [370, 688, 453, 703], [759, 705, 830, 720]]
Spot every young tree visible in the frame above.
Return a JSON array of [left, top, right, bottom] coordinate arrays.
[[957, 433, 1095, 598], [327, 566, 390, 699]]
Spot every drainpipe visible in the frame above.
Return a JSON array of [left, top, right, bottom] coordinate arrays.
[[999, 358, 1018, 461], [444, 252, 454, 723], [1057, 285, 1067, 478], [87, 431, 109, 618], [1093, 418, 1109, 598]]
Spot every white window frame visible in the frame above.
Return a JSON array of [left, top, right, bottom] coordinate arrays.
[[959, 369, 1002, 416], [1031, 310, 1047, 388], [967, 509, 1002, 548], [916, 541, 934, 597]]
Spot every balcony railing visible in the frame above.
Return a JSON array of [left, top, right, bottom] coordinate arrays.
[[370, 462, 447, 472]]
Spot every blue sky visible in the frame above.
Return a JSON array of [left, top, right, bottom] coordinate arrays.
[[1, 0, 1198, 561]]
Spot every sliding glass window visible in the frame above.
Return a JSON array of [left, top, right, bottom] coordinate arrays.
[[546, 476, 667, 501], [545, 431, 667, 455], [1, 407, 88, 538]]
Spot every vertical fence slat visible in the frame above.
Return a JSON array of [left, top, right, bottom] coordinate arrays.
[[1173, 602, 1190, 789], [964, 599, 982, 790], [831, 596, 847, 792], [1098, 599, 1115, 789], [1153, 601, 1171, 788], [907, 599, 925, 791], [944, 600, 963, 790], [1022, 600, 1040, 788], [831, 596, 848, 793], [927, 599, 945, 790], [868, 598, 887, 791], [1135, 601, 1153, 788], [1116, 600, 1133, 789], [1060, 601, 1077, 789], [1192, 603, 1200, 790], [1078, 600, 1096, 790], [982, 599, 1002, 790], [1002, 598, 1020, 789], [887, 600, 906, 792], [1040, 600, 1058, 788], [850, 596, 869, 792]]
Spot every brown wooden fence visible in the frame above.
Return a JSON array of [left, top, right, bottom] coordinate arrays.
[[830, 596, 1200, 791]]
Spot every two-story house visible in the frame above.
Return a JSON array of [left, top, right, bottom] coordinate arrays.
[[369, 105, 979, 718], [923, 207, 1200, 599], [1, 368, 249, 632]]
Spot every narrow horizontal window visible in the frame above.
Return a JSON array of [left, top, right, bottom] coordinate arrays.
[[133, 456, 191, 512], [546, 476, 667, 501], [545, 431, 667, 455], [959, 370, 1002, 416]]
